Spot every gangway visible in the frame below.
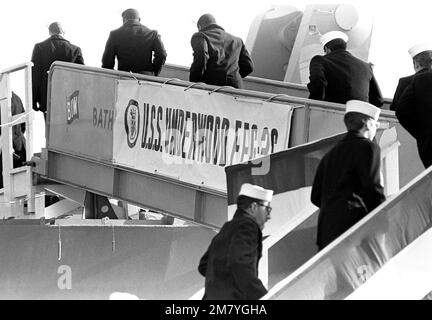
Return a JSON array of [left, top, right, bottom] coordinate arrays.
[[0, 61, 419, 299], [33, 61, 415, 229]]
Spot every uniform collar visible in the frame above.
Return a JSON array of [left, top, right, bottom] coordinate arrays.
[[416, 68, 430, 74], [327, 48, 350, 56], [345, 130, 368, 140], [234, 208, 259, 225], [234, 208, 251, 219], [123, 20, 142, 27], [50, 34, 65, 40], [200, 24, 224, 32]]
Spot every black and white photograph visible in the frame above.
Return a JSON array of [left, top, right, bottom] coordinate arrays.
[[0, 0, 431, 306]]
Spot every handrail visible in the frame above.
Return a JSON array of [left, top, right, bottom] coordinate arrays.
[[50, 62, 396, 121], [160, 63, 393, 106], [1, 62, 33, 74]]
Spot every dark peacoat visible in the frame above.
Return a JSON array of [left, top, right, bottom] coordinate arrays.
[[389, 75, 414, 111], [389, 69, 429, 111], [31, 35, 84, 112], [189, 24, 253, 89], [311, 131, 385, 250], [308, 49, 384, 108], [101, 21, 167, 76], [198, 209, 267, 300], [396, 69, 432, 168]]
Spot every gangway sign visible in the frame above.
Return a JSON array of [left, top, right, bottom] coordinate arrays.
[[113, 80, 293, 191]]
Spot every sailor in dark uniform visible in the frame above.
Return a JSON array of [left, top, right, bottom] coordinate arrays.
[[198, 183, 273, 300], [31, 22, 84, 118], [308, 31, 384, 108], [390, 43, 432, 111], [395, 44, 432, 168], [102, 8, 167, 76], [189, 14, 254, 89], [311, 100, 386, 250]]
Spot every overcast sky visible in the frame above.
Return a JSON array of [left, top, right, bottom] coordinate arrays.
[[1, 0, 431, 98]]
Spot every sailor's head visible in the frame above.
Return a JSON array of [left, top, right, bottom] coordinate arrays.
[[344, 100, 381, 141], [122, 8, 140, 23], [48, 22, 65, 36], [236, 183, 274, 230], [196, 14, 216, 31], [320, 31, 348, 54], [408, 42, 432, 73]]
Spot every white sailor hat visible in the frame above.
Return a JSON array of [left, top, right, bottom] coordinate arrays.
[[346, 100, 381, 121], [320, 31, 349, 47], [239, 183, 273, 202], [408, 42, 432, 58]]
